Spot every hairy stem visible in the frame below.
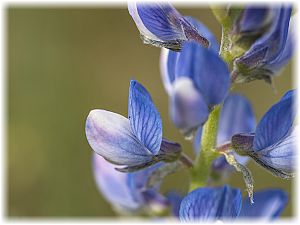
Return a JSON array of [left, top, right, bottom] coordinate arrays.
[[189, 105, 222, 191]]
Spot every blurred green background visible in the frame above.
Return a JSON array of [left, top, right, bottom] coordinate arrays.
[[7, 5, 294, 217]]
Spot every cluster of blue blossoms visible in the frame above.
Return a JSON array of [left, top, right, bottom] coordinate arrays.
[[85, 2, 296, 221]]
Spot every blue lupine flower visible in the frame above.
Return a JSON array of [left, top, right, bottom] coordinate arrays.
[[194, 94, 256, 174], [232, 6, 294, 83], [92, 153, 168, 214], [179, 185, 288, 221], [86, 80, 181, 172], [128, 2, 209, 51], [160, 39, 230, 137], [231, 90, 296, 179]]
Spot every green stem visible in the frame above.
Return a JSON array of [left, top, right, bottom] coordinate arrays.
[[189, 105, 222, 191], [219, 26, 233, 67]]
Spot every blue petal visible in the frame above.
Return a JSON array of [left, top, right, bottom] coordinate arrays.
[[179, 185, 242, 221], [237, 6, 292, 68], [184, 16, 219, 53], [176, 41, 230, 106], [166, 191, 183, 217], [170, 77, 209, 135], [86, 110, 152, 166], [128, 162, 164, 193], [239, 189, 288, 219], [129, 80, 163, 155], [218, 94, 256, 144], [236, 7, 271, 34], [267, 19, 294, 72], [160, 48, 180, 95], [160, 16, 219, 95], [92, 153, 140, 211], [255, 127, 296, 174], [136, 2, 185, 41], [254, 90, 295, 151]]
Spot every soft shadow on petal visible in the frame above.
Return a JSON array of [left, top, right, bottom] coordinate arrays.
[[128, 80, 163, 155], [239, 189, 288, 219], [179, 185, 242, 221], [86, 109, 152, 166]]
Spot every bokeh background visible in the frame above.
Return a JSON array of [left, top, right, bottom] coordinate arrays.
[[7, 5, 295, 217]]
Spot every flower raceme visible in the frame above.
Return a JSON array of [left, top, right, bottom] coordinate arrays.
[[128, 2, 209, 51], [85, 80, 182, 172], [193, 94, 256, 176], [231, 90, 296, 179], [179, 185, 288, 221], [160, 40, 230, 138], [232, 6, 294, 83], [92, 153, 168, 214]]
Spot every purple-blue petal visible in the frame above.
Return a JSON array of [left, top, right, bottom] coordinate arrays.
[[126, 162, 166, 205], [179, 185, 242, 221], [236, 7, 271, 34], [136, 3, 185, 41], [92, 153, 140, 211], [86, 110, 152, 166], [255, 127, 296, 174], [238, 6, 292, 68], [267, 19, 294, 72], [129, 80, 163, 155], [176, 41, 230, 106], [239, 189, 288, 219], [254, 89, 295, 151], [218, 94, 256, 144]]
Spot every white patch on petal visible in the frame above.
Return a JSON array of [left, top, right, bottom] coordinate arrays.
[[128, 2, 161, 41], [160, 48, 174, 95]]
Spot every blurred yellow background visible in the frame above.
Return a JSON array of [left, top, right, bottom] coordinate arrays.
[[7, 6, 294, 217]]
